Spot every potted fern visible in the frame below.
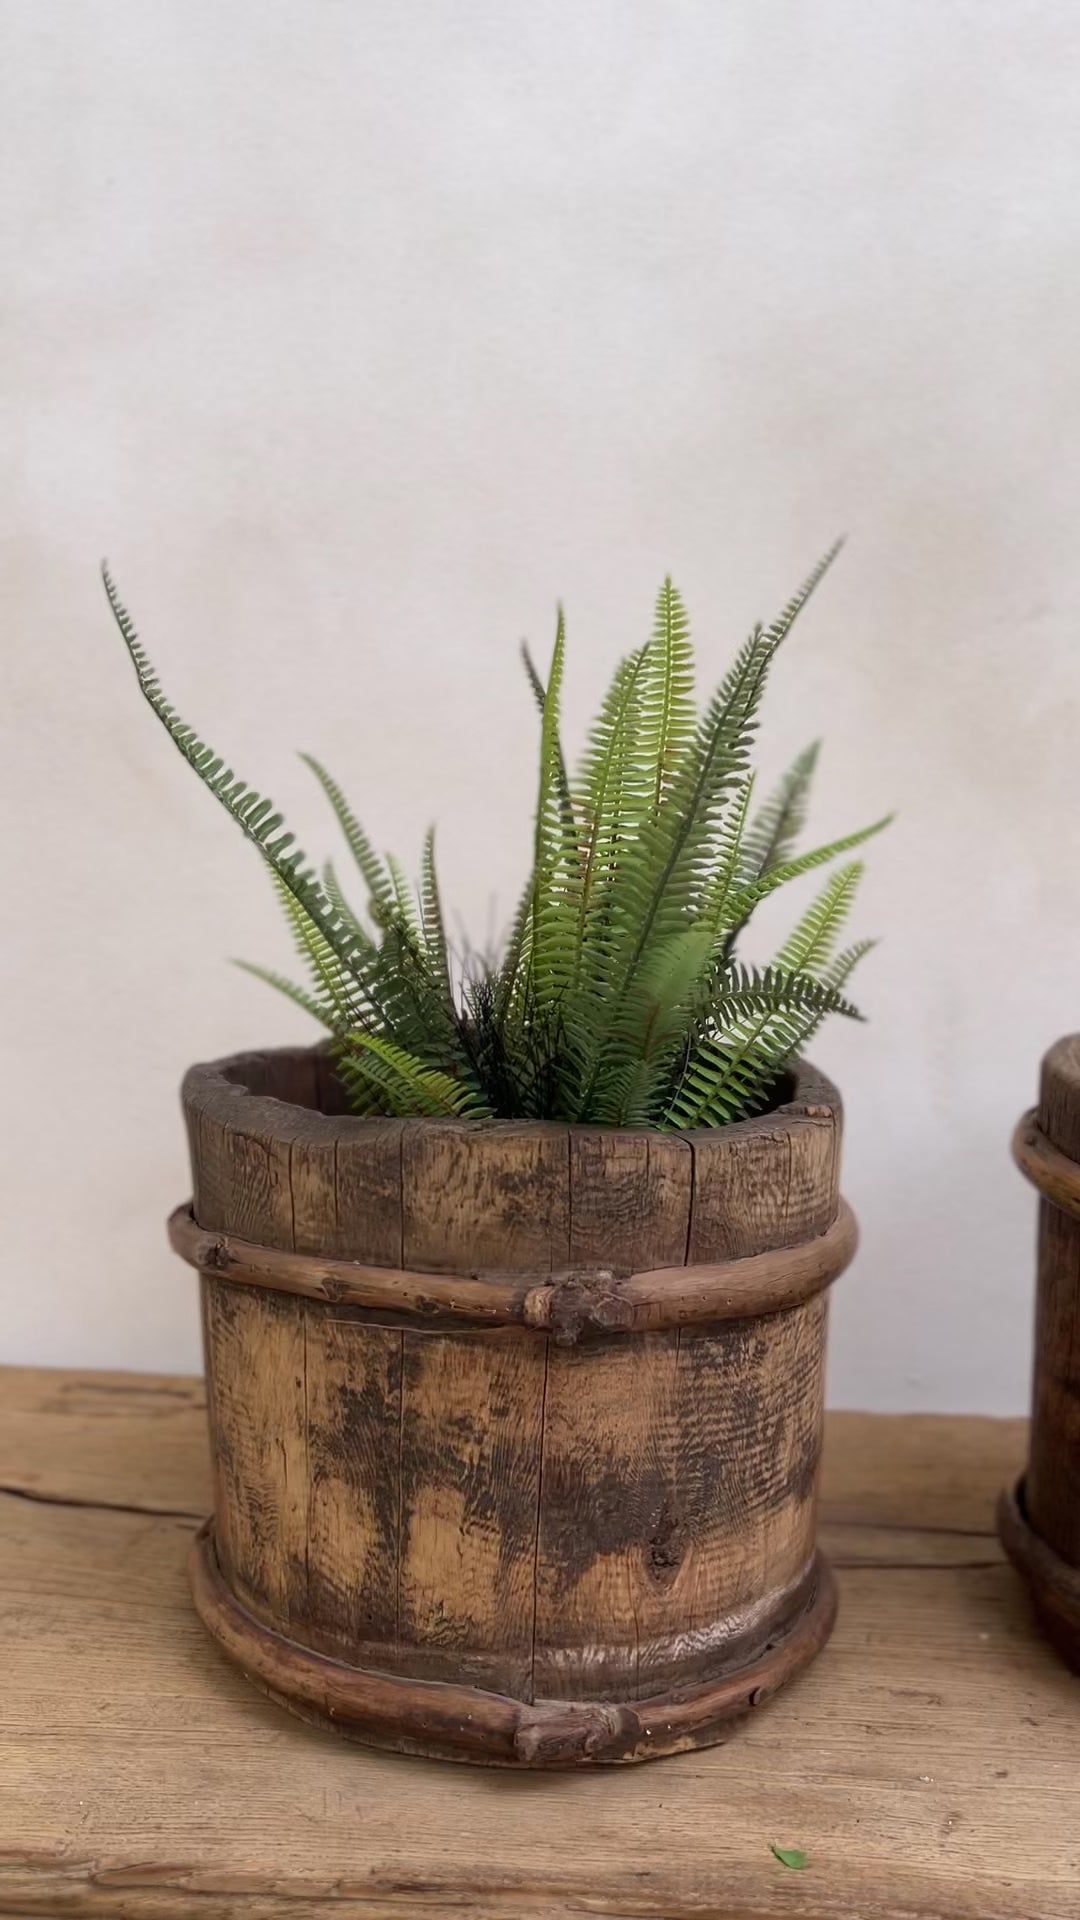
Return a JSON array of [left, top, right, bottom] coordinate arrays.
[[107, 546, 888, 1767]]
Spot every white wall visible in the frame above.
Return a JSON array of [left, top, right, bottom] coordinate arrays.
[[4, 0, 1079, 1408]]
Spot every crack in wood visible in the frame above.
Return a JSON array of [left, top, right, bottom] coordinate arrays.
[[0, 1483, 203, 1523]]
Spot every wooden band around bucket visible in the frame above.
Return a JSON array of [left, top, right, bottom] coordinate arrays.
[[189, 1521, 837, 1767], [1012, 1110, 1080, 1221], [997, 1479, 1080, 1673], [169, 1195, 857, 1341]]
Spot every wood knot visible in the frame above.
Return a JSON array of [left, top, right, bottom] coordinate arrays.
[[646, 1500, 686, 1581], [201, 1239, 233, 1274], [522, 1272, 633, 1346], [411, 1294, 443, 1318], [513, 1700, 634, 1765]]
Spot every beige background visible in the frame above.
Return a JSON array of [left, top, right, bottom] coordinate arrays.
[[4, 1, 1079, 1408]]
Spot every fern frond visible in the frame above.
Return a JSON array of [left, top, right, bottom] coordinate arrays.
[[322, 861, 373, 949], [761, 539, 845, 652], [270, 872, 365, 1030], [521, 641, 576, 845], [104, 568, 364, 976], [232, 960, 337, 1030], [567, 646, 646, 1004], [419, 827, 454, 1003], [639, 577, 696, 824], [527, 608, 583, 1019], [740, 740, 820, 882], [593, 925, 714, 1126], [700, 773, 755, 932], [385, 851, 422, 939], [722, 813, 892, 943], [719, 939, 879, 1122], [300, 753, 395, 924], [575, 619, 778, 1114], [340, 1032, 492, 1118], [663, 964, 862, 1130], [774, 859, 865, 975]]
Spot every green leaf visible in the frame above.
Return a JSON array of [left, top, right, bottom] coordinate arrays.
[[419, 826, 454, 1004], [342, 1032, 492, 1118], [574, 613, 782, 1116], [321, 861, 374, 950], [719, 812, 891, 955], [741, 741, 820, 882], [639, 577, 696, 824], [300, 752, 395, 923], [770, 1843, 808, 1871], [232, 960, 336, 1030], [521, 640, 577, 846], [527, 607, 582, 1020], [103, 566, 367, 979]]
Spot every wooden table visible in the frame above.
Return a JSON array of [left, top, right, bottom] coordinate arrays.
[[1, 1367, 1078, 1920]]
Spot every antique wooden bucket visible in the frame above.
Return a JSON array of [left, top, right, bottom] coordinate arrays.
[[999, 1034, 1080, 1668], [171, 1044, 857, 1766]]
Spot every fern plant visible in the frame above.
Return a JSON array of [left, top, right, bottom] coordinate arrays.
[[105, 547, 889, 1128]]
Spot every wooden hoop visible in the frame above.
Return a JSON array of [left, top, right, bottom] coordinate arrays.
[[169, 1197, 856, 1339], [189, 1521, 837, 1767], [1011, 1110, 1080, 1222], [997, 1479, 1080, 1674]]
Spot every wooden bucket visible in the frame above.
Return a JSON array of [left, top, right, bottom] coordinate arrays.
[[172, 1045, 857, 1766], [1000, 1034, 1080, 1668]]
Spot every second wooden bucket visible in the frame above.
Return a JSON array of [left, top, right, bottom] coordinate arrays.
[[999, 1034, 1080, 1668]]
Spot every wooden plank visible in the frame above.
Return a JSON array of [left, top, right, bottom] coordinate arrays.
[[0, 1368, 211, 1516], [397, 1330, 546, 1691], [567, 1129, 692, 1270], [534, 1107, 832, 1707], [689, 1109, 837, 1261], [532, 1329, 682, 1699], [664, 1296, 827, 1638], [287, 1116, 341, 1259], [821, 1409, 1028, 1533], [332, 1118, 405, 1266], [0, 1369, 1073, 1920], [401, 1121, 570, 1273], [300, 1307, 402, 1659], [533, 1301, 827, 1701], [201, 1282, 309, 1626]]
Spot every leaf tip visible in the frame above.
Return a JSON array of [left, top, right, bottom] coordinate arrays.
[[769, 1843, 809, 1871]]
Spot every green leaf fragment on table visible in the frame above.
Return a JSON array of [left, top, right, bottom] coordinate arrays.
[[770, 1843, 809, 1870]]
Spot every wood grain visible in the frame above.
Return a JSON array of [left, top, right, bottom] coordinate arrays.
[[401, 1118, 570, 1273], [5, 1367, 1074, 1920], [687, 1107, 837, 1262], [567, 1128, 692, 1269], [301, 1308, 401, 1657], [201, 1281, 310, 1627], [396, 1328, 547, 1692]]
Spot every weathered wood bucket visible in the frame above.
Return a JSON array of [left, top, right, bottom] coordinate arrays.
[[1000, 1035, 1080, 1669], [172, 1045, 856, 1766]]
